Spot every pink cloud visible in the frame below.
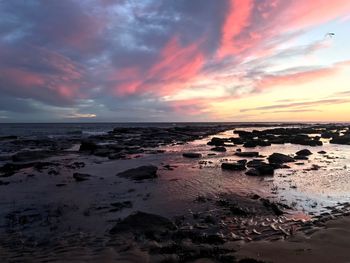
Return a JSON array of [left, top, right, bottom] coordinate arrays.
[[256, 67, 339, 92], [0, 46, 87, 105], [1, 68, 45, 87], [217, 0, 254, 58], [112, 36, 205, 96]]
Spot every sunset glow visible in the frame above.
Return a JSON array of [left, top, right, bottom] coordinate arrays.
[[1, 0, 350, 122]]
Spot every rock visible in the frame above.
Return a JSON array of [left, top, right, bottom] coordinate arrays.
[[202, 233, 225, 244], [235, 151, 259, 158], [73, 172, 91, 181], [0, 180, 9, 185], [243, 141, 257, 148], [0, 135, 17, 141], [245, 168, 259, 176], [116, 165, 158, 180], [246, 162, 274, 176], [246, 159, 264, 168], [210, 146, 226, 152], [12, 150, 54, 162], [183, 152, 202, 158], [109, 211, 176, 234], [207, 137, 226, 146], [330, 135, 350, 145], [261, 199, 284, 216], [294, 155, 308, 160], [221, 162, 246, 171], [0, 161, 57, 176], [110, 201, 133, 211], [318, 150, 327, 154], [268, 153, 294, 164], [296, 149, 312, 156], [79, 140, 98, 152]]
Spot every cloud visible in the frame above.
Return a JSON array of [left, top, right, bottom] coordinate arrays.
[[1, 0, 350, 121], [241, 98, 350, 113]]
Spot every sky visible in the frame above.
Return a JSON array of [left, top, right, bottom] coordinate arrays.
[[1, 0, 350, 123]]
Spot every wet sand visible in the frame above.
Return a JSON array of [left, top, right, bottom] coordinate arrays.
[[237, 216, 350, 263]]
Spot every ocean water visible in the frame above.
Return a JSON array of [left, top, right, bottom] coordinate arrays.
[[0, 122, 282, 137]]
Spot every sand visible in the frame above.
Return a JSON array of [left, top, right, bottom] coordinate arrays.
[[236, 216, 350, 263]]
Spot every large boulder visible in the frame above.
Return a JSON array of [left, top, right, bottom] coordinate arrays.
[[109, 211, 176, 234], [268, 153, 294, 164], [116, 165, 158, 180]]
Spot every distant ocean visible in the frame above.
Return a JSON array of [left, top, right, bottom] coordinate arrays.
[[0, 122, 294, 138], [0, 122, 343, 138]]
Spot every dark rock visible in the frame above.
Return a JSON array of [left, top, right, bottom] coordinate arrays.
[[12, 150, 54, 162], [207, 137, 226, 146], [116, 165, 158, 180], [183, 152, 202, 158], [245, 168, 259, 176], [73, 172, 91, 181], [110, 201, 133, 211], [235, 151, 259, 158], [294, 155, 308, 160], [318, 150, 327, 154], [243, 141, 257, 148], [246, 159, 264, 168], [0, 180, 9, 185], [296, 149, 312, 156], [230, 205, 248, 216], [202, 233, 225, 244], [261, 199, 284, 216], [330, 135, 350, 145], [0, 135, 17, 141], [221, 162, 246, 171], [210, 146, 226, 152], [268, 153, 294, 164], [255, 140, 271, 147], [94, 148, 113, 157], [239, 259, 267, 263], [109, 211, 175, 234], [256, 163, 274, 175], [246, 163, 274, 176], [79, 140, 98, 152], [0, 161, 57, 176]]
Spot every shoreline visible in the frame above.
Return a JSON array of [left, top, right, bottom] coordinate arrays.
[[0, 123, 350, 262], [236, 215, 350, 263]]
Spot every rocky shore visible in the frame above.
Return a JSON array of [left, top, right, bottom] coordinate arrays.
[[0, 123, 350, 262]]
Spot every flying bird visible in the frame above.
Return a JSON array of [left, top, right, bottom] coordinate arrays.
[[325, 32, 335, 38]]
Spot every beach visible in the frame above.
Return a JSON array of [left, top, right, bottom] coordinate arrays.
[[0, 123, 350, 262]]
